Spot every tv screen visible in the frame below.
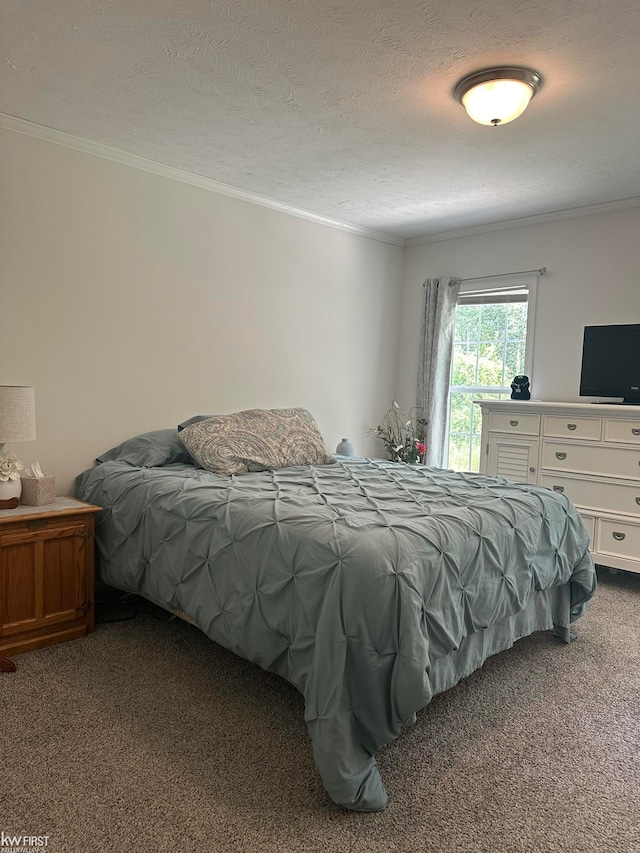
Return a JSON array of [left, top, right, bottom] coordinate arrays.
[[580, 324, 640, 404]]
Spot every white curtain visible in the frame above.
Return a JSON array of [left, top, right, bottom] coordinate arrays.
[[416, 276, 461, 467]]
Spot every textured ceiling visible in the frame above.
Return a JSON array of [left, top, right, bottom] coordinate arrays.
[[2, 0, 640, 239]]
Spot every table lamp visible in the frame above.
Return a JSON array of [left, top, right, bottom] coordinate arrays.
[[0, 386, 36, 509]]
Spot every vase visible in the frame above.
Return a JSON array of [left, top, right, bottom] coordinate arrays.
[[0, 477, 22, 507], [336, 438, 356, 457]]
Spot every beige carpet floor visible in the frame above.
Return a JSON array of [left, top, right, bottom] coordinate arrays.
[[1, 567, 639, 853]]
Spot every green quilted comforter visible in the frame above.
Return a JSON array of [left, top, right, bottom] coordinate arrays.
[[76, 457, 596, 811]]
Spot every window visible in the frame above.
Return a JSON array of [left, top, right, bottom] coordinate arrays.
[[446, 275, 537, 472]]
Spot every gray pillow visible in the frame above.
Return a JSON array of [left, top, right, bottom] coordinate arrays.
[[178, 415, 216, 432], [97, 429, 194, 467], [178, 408, 335, 476]]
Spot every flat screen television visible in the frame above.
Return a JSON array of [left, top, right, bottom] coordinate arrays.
[[579, 323, 640, 404]]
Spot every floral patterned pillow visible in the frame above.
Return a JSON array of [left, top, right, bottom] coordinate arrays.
[[178, 408, 336, 476]]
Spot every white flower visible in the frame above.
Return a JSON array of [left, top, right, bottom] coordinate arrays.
[[0, 453, 24, 482]]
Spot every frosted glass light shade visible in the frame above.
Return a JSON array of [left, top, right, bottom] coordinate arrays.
[[462, 79, 533, 126], [455, 67, 542, 127], [0, 386, 36, 444]]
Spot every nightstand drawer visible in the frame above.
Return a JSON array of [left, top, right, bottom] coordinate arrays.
[[543, 415, 601, 441], [604, 418, 640, 446], [0, 521, 88, 637], [488, 411, 540, 435], [596, 518, 640, 563]]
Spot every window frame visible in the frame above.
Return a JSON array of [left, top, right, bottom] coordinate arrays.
[[446, 273, 538, 470]]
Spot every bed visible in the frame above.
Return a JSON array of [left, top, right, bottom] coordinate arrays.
[[75, 417, 596, 812]]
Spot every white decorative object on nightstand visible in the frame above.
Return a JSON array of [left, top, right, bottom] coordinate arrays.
[[476, 400, 640, 575]]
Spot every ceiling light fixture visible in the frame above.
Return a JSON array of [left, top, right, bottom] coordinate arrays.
[[454, 67, 542, 127]]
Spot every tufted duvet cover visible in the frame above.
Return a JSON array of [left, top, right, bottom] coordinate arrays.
[[75, 457, 596, 811]]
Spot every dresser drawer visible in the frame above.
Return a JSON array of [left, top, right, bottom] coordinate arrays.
[[541, 440, 640, 480], [543, 415, 601, 441], [604, 417, 640, 446], [580, 513, 595, 544], [596, 518, 640, 563], [488, 411, 540, 436], [539, 472, 640, 517]]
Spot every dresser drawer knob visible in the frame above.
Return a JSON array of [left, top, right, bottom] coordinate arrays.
[[636, 497, 640, 506], [633, 428, 640, 436], [552, 485, 565, 493], [555, 452, 567, 460], [612, 531, 626, 541], [567, 423, 577, 431], [509, 420, 519, 427]]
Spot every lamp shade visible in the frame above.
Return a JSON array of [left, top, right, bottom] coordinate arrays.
[[0, 386, 36, 444], [455, 67, 542, 127]]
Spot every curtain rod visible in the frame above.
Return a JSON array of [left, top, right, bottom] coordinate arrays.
[[460, 266, 547, 282]]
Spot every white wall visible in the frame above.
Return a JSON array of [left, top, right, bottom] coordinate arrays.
[[4, 123, 639, 496], [0, 127, 404, 493], [396, 208, 640, 410]]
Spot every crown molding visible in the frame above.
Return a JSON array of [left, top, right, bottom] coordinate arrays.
[[0, 112, 405, 247], [4, 112, 639, 250], [404, 196, 640, 246]]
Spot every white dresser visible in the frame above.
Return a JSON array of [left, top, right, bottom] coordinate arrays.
[[476, 400, 640, 574]]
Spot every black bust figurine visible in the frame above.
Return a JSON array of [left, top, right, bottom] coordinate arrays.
[[510, 375, 531, 400]]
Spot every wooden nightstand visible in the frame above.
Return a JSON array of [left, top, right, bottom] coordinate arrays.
[[0, 497, 101, 672]]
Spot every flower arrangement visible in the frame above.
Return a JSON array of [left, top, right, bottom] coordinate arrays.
[[0, 452, 24, 482], [371, 401, 427, 464]]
